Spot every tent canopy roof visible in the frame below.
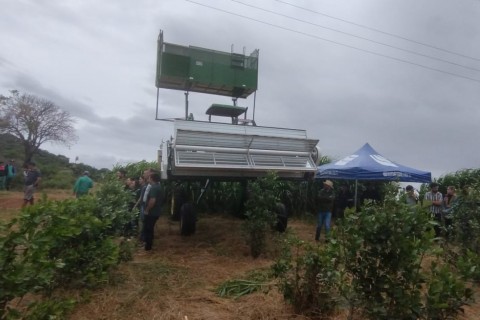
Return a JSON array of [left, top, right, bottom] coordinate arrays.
[[316, 143, 431, 183]]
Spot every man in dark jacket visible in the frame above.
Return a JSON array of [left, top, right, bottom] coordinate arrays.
[[143, 172, 164, 251], [315, 180, 335, 242], [23, 162, 41, 207]]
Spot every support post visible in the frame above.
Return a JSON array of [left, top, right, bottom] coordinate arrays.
[[184, 91, 189, 120]]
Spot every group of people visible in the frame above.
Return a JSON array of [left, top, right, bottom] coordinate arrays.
[[314, 180, 462, 242], [0, 160, 42, 207], [422, 182, 458, 238], [12, 161, 164, 253], [0, 159, 16, 191], [119, 168, 164, 253]]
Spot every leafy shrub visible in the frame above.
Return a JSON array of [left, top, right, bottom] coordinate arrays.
[[93, 176, 135, 235], [425, 262, 473, 319], [242, 172, 280, 258], [273, 185, 475, 320], [23, 298, 76, 320], [118, 237, 135, 262], [272, 235, 339, 318], [0, 175, 134, 318], [339, 192, 433, 319], [451, 185, 480, 255], [456, 249, 480, 282]]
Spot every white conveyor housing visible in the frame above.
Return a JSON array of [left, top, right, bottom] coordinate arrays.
[[159, 120, 319, 180]]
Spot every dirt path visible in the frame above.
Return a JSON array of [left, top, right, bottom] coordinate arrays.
[[0, 189, 72, 210]]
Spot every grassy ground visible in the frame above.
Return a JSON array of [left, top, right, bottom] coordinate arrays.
[[1, 190, 480, 319]]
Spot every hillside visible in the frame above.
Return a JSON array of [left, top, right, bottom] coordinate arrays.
[[0, 133, 107, 189]]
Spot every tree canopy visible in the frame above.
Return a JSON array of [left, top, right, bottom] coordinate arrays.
[[0, 90, 78, 163]]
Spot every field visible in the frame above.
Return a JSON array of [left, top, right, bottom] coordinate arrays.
[[1, 190, 480, 319]]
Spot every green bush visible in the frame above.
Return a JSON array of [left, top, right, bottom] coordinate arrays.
[[0, 175, 133, 318], [451, 185, 480, 255], [93, 176, 135, 235], [272, 235, 339, 318], [340, 195, 431, 319], [242, 172, 280, 258], [273, 185, 475, 320], [425, 262, 473, 319]]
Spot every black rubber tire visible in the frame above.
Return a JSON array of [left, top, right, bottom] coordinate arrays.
[[275, 202, 288, 233], [171, 186, 188, 221], [180, 203, 196, 236]]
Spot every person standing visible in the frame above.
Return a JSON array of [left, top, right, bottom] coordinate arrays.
[[138, 169, 154, 244], [0, 161, 6, 190], [443, 186, 457, 239], [73, 171, 94, 198], [405, 185, 419, 207], [424, 182, 443, 238], [23, 162, 41, 208], [143, 173, 164, 252], [315, 180, 335, 242], [5, 160, 16, 190]]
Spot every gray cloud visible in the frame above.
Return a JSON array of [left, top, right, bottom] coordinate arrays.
[[1, 0, 480, 179]]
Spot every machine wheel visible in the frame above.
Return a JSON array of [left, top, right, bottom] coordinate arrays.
[[170, 185, 187, 221], [180, 203, 196, 236], [275, 202, 288, 233], [170, 194, 181, 221]]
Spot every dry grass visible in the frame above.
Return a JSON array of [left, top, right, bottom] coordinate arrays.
[[68, 214, 309, 320], [2, 190, 480, 319]]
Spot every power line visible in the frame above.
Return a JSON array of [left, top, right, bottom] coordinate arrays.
[[275, 0, 480, 62], [231, 0, 480, 73], [185, 0, 480, 84]]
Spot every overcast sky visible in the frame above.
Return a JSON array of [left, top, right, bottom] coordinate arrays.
[[1, 0, 479, 179]]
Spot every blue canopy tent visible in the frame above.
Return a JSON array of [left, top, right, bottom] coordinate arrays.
[[316, 143, 432, 206]]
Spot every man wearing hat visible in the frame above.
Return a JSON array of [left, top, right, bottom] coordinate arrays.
[[315, 180, 335, 242], [424, 182, 443, 237], [73, 171, 94, 198]]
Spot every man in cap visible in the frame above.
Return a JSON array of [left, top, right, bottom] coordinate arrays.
[[315, 180, 335, 242], [424, 182, 443, 237], [73, 171, 94, 198]]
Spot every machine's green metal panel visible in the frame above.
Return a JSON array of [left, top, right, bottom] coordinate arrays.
[[156, 35, 258, 98], [163, 53, 189, 78]]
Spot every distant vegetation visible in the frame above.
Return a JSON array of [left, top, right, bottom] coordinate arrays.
[[0, 133, 109, 190]]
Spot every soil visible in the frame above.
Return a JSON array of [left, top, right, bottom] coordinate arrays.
[[1, 191, 480, 320], [0, 189, 72, 209]]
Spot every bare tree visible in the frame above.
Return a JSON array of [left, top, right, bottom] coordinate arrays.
[[0, 90, 78, 163]]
